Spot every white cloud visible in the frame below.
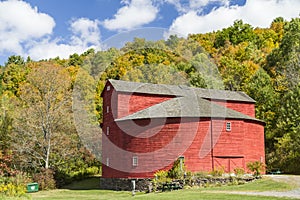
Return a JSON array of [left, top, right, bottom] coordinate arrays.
[[168, 0, 300, 37], [26, 38, 83, 60], [0, 0, 55, 54], [70, 18, 101, 48], [102, 0, 159, 31], [164, 0, 229, 13], [27, 18, 101, 60], [0, 1, 101, 62], [163, 0, 189, 13]]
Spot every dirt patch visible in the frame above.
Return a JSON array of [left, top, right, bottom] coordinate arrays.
[[269, 175, 300, 188]]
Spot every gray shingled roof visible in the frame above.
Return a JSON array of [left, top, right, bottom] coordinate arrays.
[[108, 79, 261, 123], [109, 79, 255, 102]]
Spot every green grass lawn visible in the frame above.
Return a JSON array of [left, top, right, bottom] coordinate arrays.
[[27, 189, 295, 200], [203, 177, 295, 192], [5, 176, 296, 200]]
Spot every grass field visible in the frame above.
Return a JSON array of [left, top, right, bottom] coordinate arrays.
[[5, 176, 297, 200]]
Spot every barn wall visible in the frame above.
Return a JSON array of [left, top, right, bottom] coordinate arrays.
[[102, 117, 265, 177], [184, 119, 248, 173], [102, 118, 202, 178], [212, 120, 245, 157], [117, 92, 174, 118], [211, 100, 255, 117], [243, 121, 265, 173], [183, 119, 213, 172], [102, 82, 118, 124]]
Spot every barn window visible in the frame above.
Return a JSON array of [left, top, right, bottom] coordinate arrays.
[[106, 106, 109, 113], [226, 122, 231, 131], [106, 127, 110, 135], [106, 157, 109, 166], [107, 85, 110, 91], [132, 156, 138, 167]]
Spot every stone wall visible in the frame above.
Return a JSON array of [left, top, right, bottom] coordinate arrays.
[[100, 177, 152, 191], [99, 176, 255, 192]]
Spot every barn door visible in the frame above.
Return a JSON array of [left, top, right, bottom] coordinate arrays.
[[229, 158, 244, 172], [214, 157, 230, 172], [214, 157, 244, 173]]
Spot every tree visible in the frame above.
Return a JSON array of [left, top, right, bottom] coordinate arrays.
[[261, 17, 300, 173], [279, 18, 300, 89], [244, 68, 278, 153], [265, 17, 300, 91], [189, 53, 223, 89], [0, 95, 13, 151], [1, 61, 29, 97], [188, 32, 217, 56], [82, 48, 120, 77], [272, 84, 300, 174], [5, 55, 25, 66], [12, 63, 75, 170], [214, 20, 256, 48], [121, 63, 188, 85], [68, 53, 83, 67]]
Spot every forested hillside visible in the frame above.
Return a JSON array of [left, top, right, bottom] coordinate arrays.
[[0, 16, 299, 193]]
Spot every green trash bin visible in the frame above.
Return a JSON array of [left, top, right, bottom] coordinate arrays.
[[27, 182, 39, 193]]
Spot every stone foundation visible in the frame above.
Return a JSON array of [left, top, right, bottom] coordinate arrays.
[[100, 177, 152, 191], [99, 176, 255, 192]]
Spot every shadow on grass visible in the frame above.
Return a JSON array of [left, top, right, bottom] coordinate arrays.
[[62, 176, 100, 190]]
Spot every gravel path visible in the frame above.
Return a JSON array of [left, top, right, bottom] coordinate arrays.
[[213, 175, 300, 199]]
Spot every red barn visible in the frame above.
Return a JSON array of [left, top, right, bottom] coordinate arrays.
[[101, 79, 265, 178]]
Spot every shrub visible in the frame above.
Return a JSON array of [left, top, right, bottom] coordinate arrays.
[[247, 161, 265, 177], [234, 167, 245, 177], [152, 159, 187, 191], [33, 168, 56, 190], [0, 182, 26, 197], [168, 158, 185, 179], [0, 172, 31, 197], [154, 170, 170, 183], [183, 171, 194, 186], [52, 153, 101, 188], [0, 150, 17, 177], [194, 171, 209, 178], [54, 165, 101, 188], [210, 166, 225, 177], [152, 170, 171, 191]]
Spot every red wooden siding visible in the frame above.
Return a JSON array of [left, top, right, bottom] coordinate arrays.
[[101, 81, 265, 178], [183, 119, 212, 172], [211, 100, 255, 117], [212, 120, 245, 157], [243, 121, 265, 173], [117, 92, 174, 119], [214, 157, 244, 172]]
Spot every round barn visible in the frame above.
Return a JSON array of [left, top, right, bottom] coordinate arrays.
[[101, 79, 265, 178]]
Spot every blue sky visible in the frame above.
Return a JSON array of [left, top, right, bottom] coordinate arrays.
[[0, 0, 299, 65]]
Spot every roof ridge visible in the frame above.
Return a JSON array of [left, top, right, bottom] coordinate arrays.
[[108, 79, 255, 102]]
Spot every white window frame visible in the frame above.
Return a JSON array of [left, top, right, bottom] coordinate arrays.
[[107, 85, 111, 91], [106, 157, 109, 166], [132, 156, 138, 167], [226, 122, 231, 131], [106, 126, 110, 135], [106, 106, 109, 113]]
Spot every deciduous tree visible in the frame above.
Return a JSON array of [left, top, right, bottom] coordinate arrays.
[[12, 63, 75, 171]]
